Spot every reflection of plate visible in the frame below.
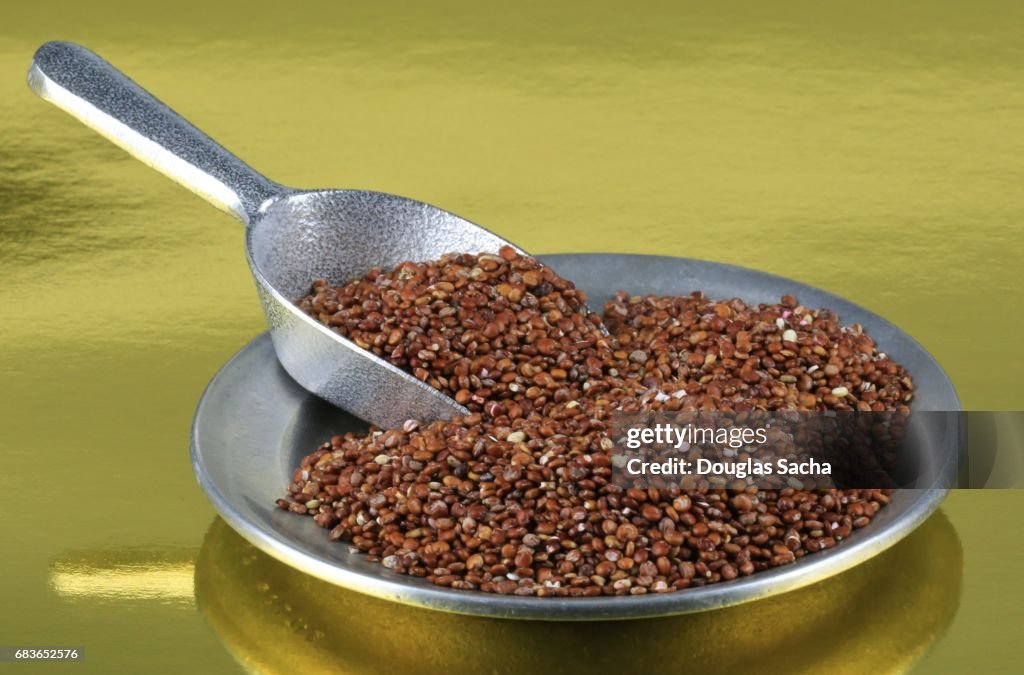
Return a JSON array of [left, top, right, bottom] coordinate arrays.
[[195, 512, 962, 674], [191, 253, 958, 620]]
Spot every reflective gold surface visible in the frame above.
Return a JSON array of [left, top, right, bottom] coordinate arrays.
[[50, 550, 194, 605], [2, 1, 1023, 672], [195, 514, 961, 675]]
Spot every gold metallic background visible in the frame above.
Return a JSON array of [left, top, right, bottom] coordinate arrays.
[[2, 1, 1023, 672]]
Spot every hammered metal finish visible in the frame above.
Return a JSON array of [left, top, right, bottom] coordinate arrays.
[[27, 42, 284, 222], [250, 190, 518, 299], [191, 253, 959, 620], [246, 190, 521, 426], [29, 41, 530, 428]]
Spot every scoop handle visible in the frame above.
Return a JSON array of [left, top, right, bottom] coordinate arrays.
[[27, 41, 286, 225]]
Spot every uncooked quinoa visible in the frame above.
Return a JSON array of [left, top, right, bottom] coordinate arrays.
[[278, 247, 913, 596]]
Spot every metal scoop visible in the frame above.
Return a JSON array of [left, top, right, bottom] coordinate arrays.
[[28, 41, 530, 429]]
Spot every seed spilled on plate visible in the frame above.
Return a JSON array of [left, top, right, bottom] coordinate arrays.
[[278, 247, 913, 596]]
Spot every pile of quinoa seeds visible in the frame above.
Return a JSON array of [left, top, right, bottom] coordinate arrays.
[[279, 247, 914, 597]]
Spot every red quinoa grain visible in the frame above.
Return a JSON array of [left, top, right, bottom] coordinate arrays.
[[280, 247, 912, 596]]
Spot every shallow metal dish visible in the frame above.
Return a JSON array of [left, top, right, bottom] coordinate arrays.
[[191, 253, 957, 620]]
